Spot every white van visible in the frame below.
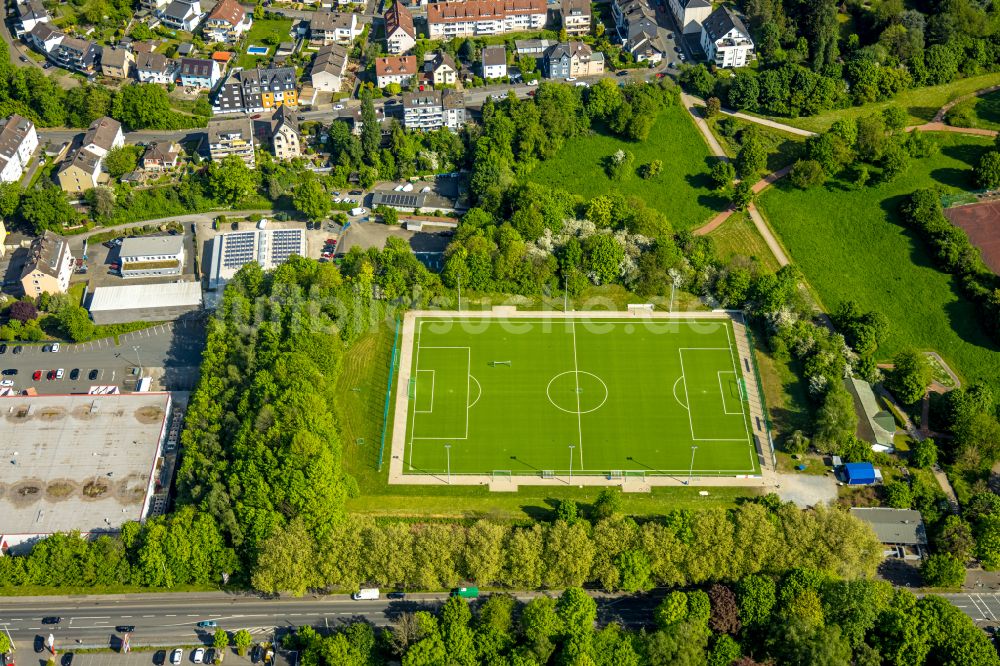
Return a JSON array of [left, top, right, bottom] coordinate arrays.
[[352, 588, 379, 600], [350, 207, 367, 217]]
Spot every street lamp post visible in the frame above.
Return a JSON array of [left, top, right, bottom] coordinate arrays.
[[445, 444, 451, 485], [569, 445, 575, 484], [133, 345, 142, 378], [687, 445, 698, 486]]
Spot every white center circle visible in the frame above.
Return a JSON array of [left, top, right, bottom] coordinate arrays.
[[546, 371, 609, 414]]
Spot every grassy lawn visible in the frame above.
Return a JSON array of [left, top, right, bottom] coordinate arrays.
[[760, 72, 1000, 133], [529, 103, 729, 230], [238, 17, 294, 68], [708, 211, 782, 272], [756, 131, 1000, 392], [952, 90, 1000, 130]]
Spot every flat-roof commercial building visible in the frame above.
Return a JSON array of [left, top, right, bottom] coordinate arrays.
[[208, 228, 305, 290], [0, 392, 172, 553], [119, 235, 186, 278], [849, 507, 927, 560], [88, 282, 203, 324]]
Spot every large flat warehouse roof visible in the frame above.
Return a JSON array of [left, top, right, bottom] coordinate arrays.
[[0, 393, 170, 537], [89, 281, 202, 312]]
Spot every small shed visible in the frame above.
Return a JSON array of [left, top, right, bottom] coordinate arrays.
[[843, 462, 877, 485]]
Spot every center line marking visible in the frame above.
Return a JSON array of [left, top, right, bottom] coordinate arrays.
[[570, 320, 583, 469]]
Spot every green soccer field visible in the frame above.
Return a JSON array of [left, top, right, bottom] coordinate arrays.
[[400, 316, 760, 477]]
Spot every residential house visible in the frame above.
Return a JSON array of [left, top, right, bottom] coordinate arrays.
[[543, 41, 604, 78], [100, 47, 134, 79], [136, 52, 179, 84], [161, 0, 205, 32], [57, 116, 122, 193], [385, 0, 416, 54], [310, 43, 349, 92], [481, 45, 506, 79], [81, 117, 124, 158], [27, 23, 63, 55], [207, 117, 255, 166], [426, 51, 457, 85], [560, 0, 591, 36], [612, 0, 665, 63], [0, 115, 38, 184], [700, 6, 754, 68], [338, 106, 387, 136], [213, 67, 299, 114], [139, 0, 169, 11], [269, 105, 301, 160], [514, 38, 554, 55], [668, 0, 711, 34], [20, 231, 73, 296], [309, 11, 362, 45], [849, 508, 927, 560], [119, 235, 185, 278], [427, 0, 547, 38], [442, 89, 467, 131], [50, 36, 100, 74], [375, 55, 417, 88], [847, 377, 897, 453], [403, 89, 466, 131], [179, 57, 221, 88], [203, 0, 252, 42], [15, 0, 49, 38], [178, 42, 195, 57], [141, 142, 182, 171]]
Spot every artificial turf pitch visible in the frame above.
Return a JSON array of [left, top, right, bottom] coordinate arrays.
[[401, 316, 760, 477]]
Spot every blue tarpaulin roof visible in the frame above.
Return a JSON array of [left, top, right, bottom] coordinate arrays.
[[844, 462, 876, 485]]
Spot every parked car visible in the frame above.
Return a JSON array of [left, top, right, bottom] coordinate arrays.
[[0, 379, 14, 387], [51, 343, 60, 352], [193, 648, 205, 664], [352, 588, 379, 600], [565, 77, 577, 82], [47, 370, 56, 380], [171, 649, 182, 665], [56, 368, 64, 379], [33, 370, 42, 381], [349, 190, 362, 196], [88, 369, 99, 380], [0, 344, 6, 354], [69, 368, 79, 380], [2, 368, 17, 375], [526, 79, 538, 86], [12, 345, 22, 354], [19, 55, 28, 63], [333, 104, 345, 110]]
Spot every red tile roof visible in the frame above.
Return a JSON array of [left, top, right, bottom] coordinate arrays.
[[428, 0, 546, 23], [375, 55, 417, 76]]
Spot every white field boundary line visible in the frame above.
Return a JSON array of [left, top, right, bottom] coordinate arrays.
[[413, 369, 435, 414], [724, 322, 759, 474], [717, 370, 742, 415], [571, 319, 584, 469], [678, 348, 749, 443], [390, 311, 760, 484]]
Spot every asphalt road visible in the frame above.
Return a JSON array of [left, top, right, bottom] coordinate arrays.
[[0, 591, 661, 650], [941, 592, 1000, 625], [0, 319, 204, 394]]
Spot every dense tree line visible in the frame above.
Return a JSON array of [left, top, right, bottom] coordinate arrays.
[[284, 581, 999, 666], [900, 188, 1000, 341], [681, 0, 1000, 119], [0, 41, 205, 129], [249, 497, 882, 596]]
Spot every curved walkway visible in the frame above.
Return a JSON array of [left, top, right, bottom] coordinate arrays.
[[906, 121, 998, 138], [933, 84, 1000, 122]]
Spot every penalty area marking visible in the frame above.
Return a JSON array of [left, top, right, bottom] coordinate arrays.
[[672, 376, 688, 410]]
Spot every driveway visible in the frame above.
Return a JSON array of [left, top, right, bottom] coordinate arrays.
[[775, 472, 838, 508]]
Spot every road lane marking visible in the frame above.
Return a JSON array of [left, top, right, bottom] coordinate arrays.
[[77, 616, 110, 619]]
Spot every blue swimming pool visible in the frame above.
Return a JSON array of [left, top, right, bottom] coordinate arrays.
[[247, 45, 269, 55]]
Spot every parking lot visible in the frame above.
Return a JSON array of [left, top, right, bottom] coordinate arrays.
[[0, 318, 205, 394], [20, 647, 291, 666]]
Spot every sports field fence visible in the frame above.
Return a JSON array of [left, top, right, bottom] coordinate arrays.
[[377, 318, 401, 472]]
